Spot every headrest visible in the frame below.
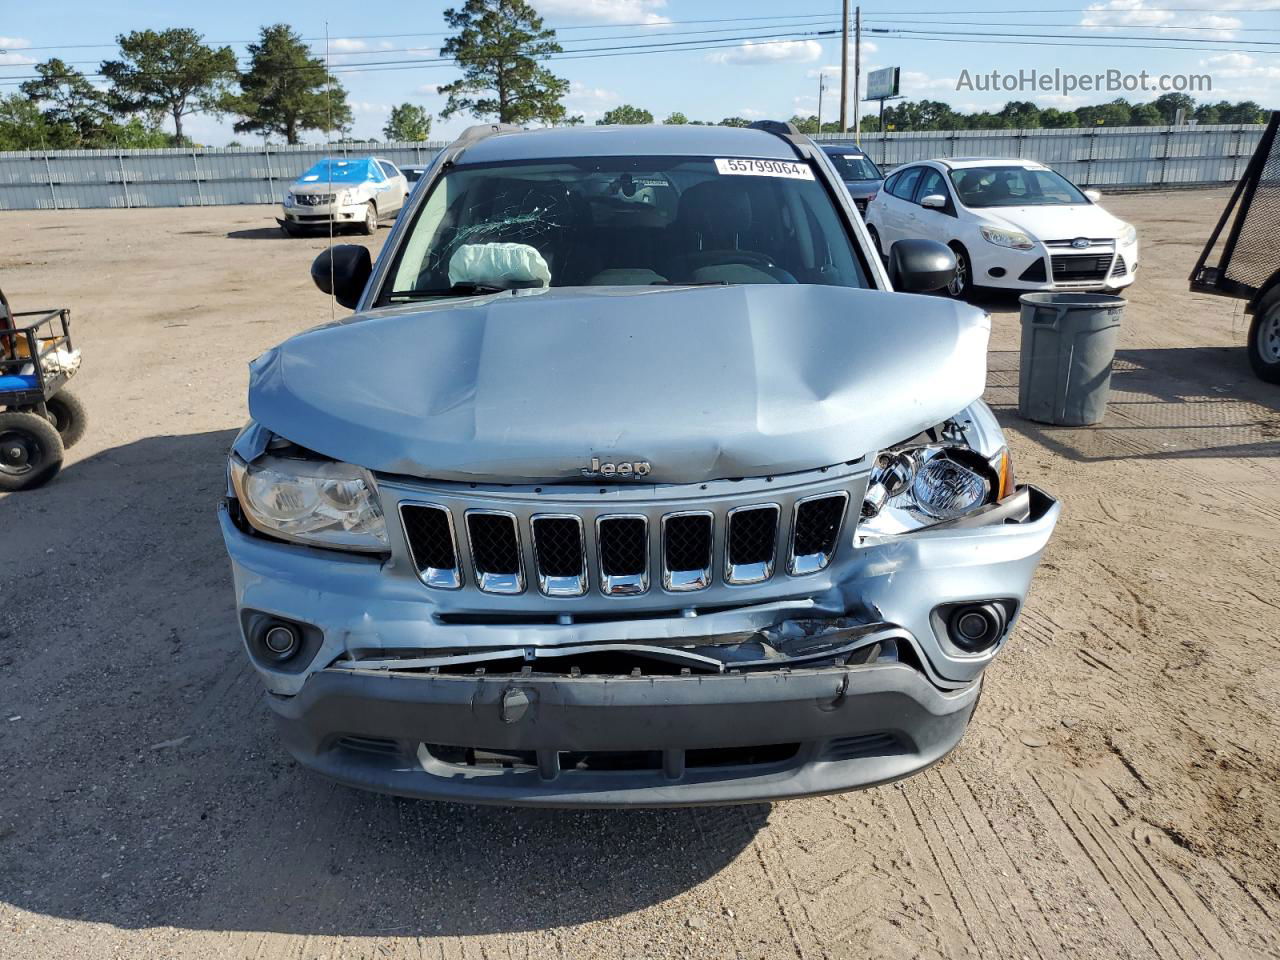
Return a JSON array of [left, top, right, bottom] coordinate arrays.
[[678, 180, 752, 235]]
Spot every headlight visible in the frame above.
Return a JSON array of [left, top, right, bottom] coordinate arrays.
[[229, 454, 387, 552], [1119, 223, 1137, 246], [283, 193, 294, 207], [858, 441, 1011, 538], [980, 225, 1035, 250]]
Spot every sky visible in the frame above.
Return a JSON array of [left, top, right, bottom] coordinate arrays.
[[2, 0, 1278, 145]]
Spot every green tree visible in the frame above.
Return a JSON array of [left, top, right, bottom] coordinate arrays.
[[597, 104, 652, 125], [998, 100, 1041, 129], [718, 116, 751, 127], [1194, 102, 1223, 124], [1151, 92, 1195, 124], [100, 29, 236, 143], [1039, 108, 1078, 129], [1219, 100, 1265, 124], [439, 0, 569, 125], [1075, 99, 1131, 127], [19, 59, 112, 147], [0, 94, 55, 149], [789, 114, 819, 134], [223, 24, 352, 144], [383, 102, 433, 140], [663, 111, 688, 125], [1128, 103, 1163, 125]]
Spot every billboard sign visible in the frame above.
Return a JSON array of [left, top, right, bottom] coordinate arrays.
[[865, 66, 900, 101]]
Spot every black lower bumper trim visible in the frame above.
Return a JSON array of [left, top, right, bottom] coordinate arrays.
[[268, 663, 980, 807]]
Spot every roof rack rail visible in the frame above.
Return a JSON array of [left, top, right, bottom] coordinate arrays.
[[440, 123, 524, 166], [747, 119, 810, 158]]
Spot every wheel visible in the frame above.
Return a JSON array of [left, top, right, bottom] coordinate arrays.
[[1247, 300, 1280, 384], [45, 390, 88, 448], [945, 243, 974, 300], [0, 411, 64, 491], [866, 225, 883, 258], [280, 221, 298, 237], [359, 202, 377, 236]]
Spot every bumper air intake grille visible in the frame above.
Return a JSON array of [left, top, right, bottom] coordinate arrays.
[[790, 493, 848, 575], [466, 511, 523, 594], [1111, 255, 1127, 276], [531, 515, 586, 597], [1018, 259, 1047, 283], [1051, 254, 1112, 281], [726, 505, 779, 584], [662, 512, 713, 592], [400, 504, 461, 589]]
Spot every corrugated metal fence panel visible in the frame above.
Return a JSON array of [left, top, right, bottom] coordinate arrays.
[[0, 141, 449, 210], [0, 127, 1265, 210], [816, 124, 1262, 188]]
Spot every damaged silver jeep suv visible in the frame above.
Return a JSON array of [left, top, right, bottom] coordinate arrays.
[[220, 121, 1059, 806]]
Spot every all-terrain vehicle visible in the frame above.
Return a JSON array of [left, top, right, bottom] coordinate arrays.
[[0, 287, 88, 491]]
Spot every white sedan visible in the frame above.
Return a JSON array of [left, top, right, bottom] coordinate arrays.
[[864, 157, 1138, 298], [280, 156, 408, 236]]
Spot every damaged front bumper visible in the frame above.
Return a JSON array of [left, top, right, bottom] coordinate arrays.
[[218, 480, 1058, 806]]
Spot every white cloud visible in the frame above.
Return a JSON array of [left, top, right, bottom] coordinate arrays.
[[807, 42, 880, 78], [901, 70, 956, 92], [1197, 51, 1280, 100], [709, 40, 822, 66], [0, 35, 34, 66], [350, 101, 392, 115], [533, 0, 669, 25], [1077, 0, 1280, 40], [739, 107, 768, 118], [562, 80, 621, 120]]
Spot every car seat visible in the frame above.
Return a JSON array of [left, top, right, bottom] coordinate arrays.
[[666, 180, 795, 283]]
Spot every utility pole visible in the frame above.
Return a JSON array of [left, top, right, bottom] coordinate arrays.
[[853, 6, 861, 144], [817, 73, 826, 134], [839, 0, 849, 133]]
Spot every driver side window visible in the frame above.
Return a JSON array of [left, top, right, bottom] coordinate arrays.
[[890, 167, 922, 201]]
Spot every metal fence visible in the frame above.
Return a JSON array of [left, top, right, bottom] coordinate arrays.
[[815, 123, 1264, 188], [0, 124, 1265, 211]]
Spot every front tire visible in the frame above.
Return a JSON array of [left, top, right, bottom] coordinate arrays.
[[945, 243, 974, 300], [866, 225, 884, 259], [360, 202, 377, 236], [1248, 300, 1280, 384], [0, 411, 64, 491]]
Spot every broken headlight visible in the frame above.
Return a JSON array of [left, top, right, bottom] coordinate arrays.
[[858, 436, 1012, 538], [229, 454, 387, 553]]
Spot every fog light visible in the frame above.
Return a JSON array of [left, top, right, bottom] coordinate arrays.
[[262, 623, 299, 661], [945, 602, 1010, 652]]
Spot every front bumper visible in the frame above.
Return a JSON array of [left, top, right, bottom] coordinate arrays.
[[270, 656, 980, 807], [280, 200, 367, 226], [218, 478, 1058, 806], [970, 239, 1139, 291]]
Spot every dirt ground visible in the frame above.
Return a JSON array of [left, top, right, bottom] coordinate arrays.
[[1, 190, 1277, 960]]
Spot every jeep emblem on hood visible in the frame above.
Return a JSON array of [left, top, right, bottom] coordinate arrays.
[[583, 457, 651, 478]]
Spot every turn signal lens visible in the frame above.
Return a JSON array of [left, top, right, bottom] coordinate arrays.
[[993, 446, 1014, 500]]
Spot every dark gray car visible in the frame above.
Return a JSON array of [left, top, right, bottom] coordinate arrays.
[[821, 144, 885, 217], [220, 122, 1058, 806]]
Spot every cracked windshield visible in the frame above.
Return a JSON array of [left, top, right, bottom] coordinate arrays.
[[383, 157, 868, 299]]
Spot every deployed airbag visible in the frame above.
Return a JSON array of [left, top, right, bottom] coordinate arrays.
[[448, 242, 550, 289]]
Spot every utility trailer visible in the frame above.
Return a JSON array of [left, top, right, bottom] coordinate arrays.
[[1190, 111, 1280, 383]]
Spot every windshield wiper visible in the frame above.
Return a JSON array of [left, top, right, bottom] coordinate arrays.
[[388, 282, 513, 301], [649, 280, 730, 287]]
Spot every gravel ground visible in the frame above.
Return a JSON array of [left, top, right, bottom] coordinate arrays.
[[1, 190, 1278, 960]]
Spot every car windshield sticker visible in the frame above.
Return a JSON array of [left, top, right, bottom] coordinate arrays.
[[714, 158, 815, 180]]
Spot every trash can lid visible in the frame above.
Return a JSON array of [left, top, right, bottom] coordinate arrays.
[[1019, 292, 1127, 309]]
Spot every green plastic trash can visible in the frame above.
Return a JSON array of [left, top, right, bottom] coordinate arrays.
[[1018, 292, 1125, 426]]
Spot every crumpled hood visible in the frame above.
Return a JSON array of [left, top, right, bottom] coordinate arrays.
[[982, 203, 1124, 240], [248, 284, 990, 485]]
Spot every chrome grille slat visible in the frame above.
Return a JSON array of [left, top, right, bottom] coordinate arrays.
[[725, 504, 779, 585], [789, 492, 849, 576], [662, 512, 713, 592], [531, 515, 587, 597], [466, 510, 524, 594], [399, 503, 461, 590], [597, 515, 649, 596]]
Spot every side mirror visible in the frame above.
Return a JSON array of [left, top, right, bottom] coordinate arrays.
[[311, 245, 372, 310], [887, 239, 958, 293], [1084, 188, 1102, 202], [920, 193, 947, 210]]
